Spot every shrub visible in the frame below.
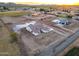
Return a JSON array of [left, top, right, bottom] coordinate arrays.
[[65, 47, 79, 56], [10, 32, 17, 43], [66, 15, 72, 18]]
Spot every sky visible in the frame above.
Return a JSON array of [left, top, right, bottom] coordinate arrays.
[[0, 0, 79, 5]]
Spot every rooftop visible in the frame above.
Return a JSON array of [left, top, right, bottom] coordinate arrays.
[[13, 21, 53, 36]]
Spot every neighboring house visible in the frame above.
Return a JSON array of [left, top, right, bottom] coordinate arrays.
[[72, 16, 79, 21], [16, 8, 33, 11], [71, 11, 79, 16], [52, 18, 70, 26]]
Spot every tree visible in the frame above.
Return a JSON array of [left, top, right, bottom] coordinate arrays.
[[3, 6, 9, 11], [40, 8, 45, 11]]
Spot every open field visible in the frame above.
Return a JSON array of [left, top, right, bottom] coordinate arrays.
[[0, 11, 31, 17]]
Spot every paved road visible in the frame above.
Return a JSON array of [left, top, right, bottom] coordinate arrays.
[[38, 30, 79, 56]]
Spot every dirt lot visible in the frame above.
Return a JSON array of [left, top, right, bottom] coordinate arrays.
[[0, 20, 20, 56]]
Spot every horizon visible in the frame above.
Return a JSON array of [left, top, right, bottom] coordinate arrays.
[[16, 2, 79, 5], [16, 2, 79, 6]]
